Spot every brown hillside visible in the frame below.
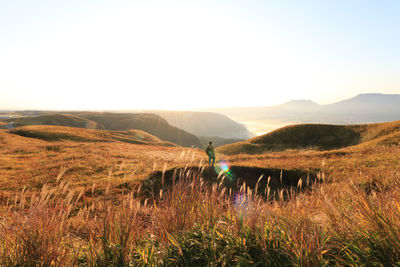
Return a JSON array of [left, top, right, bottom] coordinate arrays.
[[218, 120, 400, 155], [79, 113, 202, 147], [12, 114, 102, 129], [9, 125, 176, 146], [6, 112, 202, 147]]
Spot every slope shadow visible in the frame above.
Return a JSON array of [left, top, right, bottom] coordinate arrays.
[[142, 165, 318, 199]]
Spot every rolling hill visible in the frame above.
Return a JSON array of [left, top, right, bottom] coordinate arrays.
[[9, 125, 176, 146], [78, 113, 202, 147], [218, 120, 400, 155], [3, 113, 201, 147], [10, 114, 103, 129]]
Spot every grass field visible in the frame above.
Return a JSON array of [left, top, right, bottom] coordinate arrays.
[[0, 124, 400, 266], [0, 126, 198, 203]]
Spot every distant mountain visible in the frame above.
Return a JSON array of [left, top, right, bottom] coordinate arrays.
[[206, 93, 400, 132], [322, 93, 400, 122], [152, 111, 253, 139], [328, 93, 400, 109], [4, 113, 201, 147]]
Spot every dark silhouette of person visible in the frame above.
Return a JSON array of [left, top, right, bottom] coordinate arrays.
[[205, 141, 215, 167]]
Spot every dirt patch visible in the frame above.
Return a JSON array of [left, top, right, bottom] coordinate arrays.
[[143, 165, 317, 198]]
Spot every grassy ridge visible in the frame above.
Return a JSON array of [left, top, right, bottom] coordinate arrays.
[[6, 113, 202, 147], [79, 113, 203, 147], [12, 114, 102, 129], [218, 120, 400, 155], [9, 125, 175, 146]]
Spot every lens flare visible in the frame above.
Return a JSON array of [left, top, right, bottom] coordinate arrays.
[[221, 162, 229, 172], [214, 161, 236, 182], [214, 161, 230, 175]]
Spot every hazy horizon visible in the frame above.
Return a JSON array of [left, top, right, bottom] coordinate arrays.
[[0, 92, 396, 112], [1, 1, 400, 110]]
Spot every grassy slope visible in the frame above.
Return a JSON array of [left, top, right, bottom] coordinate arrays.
[[80, 113, 202, 147], [12, 114, 102, 129], [8, 125, 176, 146], [1, 119, 400, 265], [7, 113, 202, 147], [0, 126, 202, 197], [218, 120, 400, 155]]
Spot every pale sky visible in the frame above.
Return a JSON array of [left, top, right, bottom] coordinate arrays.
[[1, 0, 399, 110]]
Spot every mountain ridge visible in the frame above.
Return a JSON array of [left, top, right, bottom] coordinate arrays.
[[204, 93, 400, 134]]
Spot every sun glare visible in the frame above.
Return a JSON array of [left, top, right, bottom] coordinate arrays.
[[0, 2, 323, 110]]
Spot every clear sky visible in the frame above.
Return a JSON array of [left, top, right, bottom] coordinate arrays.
[[1, 0, 399, 110]]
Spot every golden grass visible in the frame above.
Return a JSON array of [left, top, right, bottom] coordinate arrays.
[[0, 124, 400, 265], [1, 125, 399, 202], [0, 159, 399, 265], [0, 127, 202, 206]]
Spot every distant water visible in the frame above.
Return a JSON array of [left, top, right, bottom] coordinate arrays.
[[0, 115, 20, 119], [238, 119, 289, 136], [0, 115, 16, 128]]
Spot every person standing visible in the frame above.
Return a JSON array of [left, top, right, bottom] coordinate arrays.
[[205, 141, 215, 167]]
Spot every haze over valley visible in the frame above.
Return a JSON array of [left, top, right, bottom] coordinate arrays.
[[205, 93, 400, 135], [2, 93, 399, 140]]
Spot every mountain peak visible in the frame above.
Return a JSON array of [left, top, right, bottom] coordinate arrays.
[[334, 93, 400, 105], [354, 93, 385, 98], [351, 93, 400, 100]]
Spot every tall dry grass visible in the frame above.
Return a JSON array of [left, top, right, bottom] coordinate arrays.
[[0, 161, 399, 266]]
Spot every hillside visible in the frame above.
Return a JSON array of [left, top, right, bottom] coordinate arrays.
[[152, 111, 253, 139], [4, 113, 202, 147], [10, 114, 103, 129], [9, 125, 176, 146], [218, 120, 400, 155], [78, 113, 202, 147]]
